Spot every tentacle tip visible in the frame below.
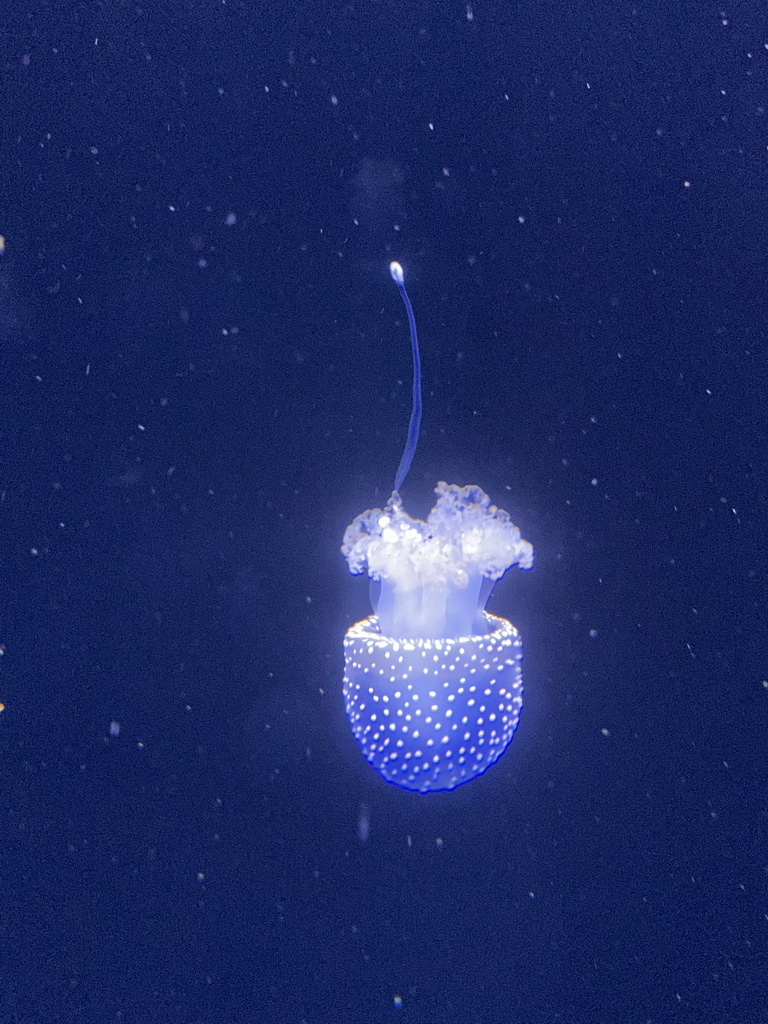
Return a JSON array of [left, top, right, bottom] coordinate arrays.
[[389, 261, 404, 284]]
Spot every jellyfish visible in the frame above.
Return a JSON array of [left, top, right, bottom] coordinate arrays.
[[341, 262, 534, 793]]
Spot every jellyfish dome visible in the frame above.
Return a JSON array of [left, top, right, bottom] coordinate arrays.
[[342, 483, 533, 793]]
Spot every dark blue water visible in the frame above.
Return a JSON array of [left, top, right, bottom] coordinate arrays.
[[1, 2, 766, 1021]]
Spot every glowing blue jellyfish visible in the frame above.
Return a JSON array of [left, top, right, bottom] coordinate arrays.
[[342, 262, 534, 793]]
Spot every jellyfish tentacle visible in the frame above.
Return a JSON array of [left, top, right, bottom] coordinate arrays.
[[389, 262, 422, 493]]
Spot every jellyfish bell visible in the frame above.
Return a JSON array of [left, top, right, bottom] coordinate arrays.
[[342, 264, 534, 793]]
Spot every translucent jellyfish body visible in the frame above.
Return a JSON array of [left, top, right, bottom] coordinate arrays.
[[342, 482, 533, 793]]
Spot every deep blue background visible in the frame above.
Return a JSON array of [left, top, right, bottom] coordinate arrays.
[[1, 2, 766, 1022]]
